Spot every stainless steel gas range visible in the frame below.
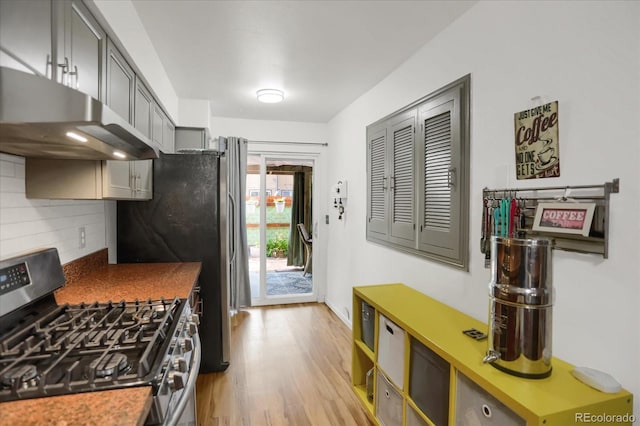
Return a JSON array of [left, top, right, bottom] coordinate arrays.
[[0, 248, 200, 425]]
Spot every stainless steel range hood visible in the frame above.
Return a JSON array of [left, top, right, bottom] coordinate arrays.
[[0, 67, 158, 160]]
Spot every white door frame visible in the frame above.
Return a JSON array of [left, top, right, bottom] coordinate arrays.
[[248, 146, 324, 306]]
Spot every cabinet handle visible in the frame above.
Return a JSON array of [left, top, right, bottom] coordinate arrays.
[[45, 54, 52, 79], [58, 57, 69, 85], [382, 176, 388, 190], [69, 65, 79, 89]]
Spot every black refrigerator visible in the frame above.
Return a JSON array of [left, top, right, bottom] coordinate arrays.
[[117, 150, 230, 373]]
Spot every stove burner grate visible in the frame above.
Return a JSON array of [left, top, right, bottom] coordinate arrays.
[[86, 352, 131, 379], [1, 364, 39, 389], [0, 297, 184, 402]]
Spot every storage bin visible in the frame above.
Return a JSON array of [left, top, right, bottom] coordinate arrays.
[[409, 337, 450, 426], [407, 402, 430, 426], [455, 372, 525, 426], [361, 301, 375, 351], [376, 370, 403, 426], [377, 314, 406, 389]]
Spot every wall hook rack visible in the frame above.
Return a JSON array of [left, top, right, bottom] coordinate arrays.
[[481, 179, 620, 263]]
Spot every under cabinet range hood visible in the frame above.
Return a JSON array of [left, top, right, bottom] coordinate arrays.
[[0, 67, 158, 160]]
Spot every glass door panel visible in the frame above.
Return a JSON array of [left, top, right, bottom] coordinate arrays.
[[245, 153, 315, 305]]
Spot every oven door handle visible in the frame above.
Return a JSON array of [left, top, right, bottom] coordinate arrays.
[[165, 333, 201, 426]]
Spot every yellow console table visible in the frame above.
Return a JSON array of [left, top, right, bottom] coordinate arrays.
[[352, 283, 634, 426]]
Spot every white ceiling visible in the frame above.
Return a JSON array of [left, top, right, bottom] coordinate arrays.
[[131, 0, 475, 123]]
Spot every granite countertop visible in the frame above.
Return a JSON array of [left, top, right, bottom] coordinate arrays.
[[0, 388, 152, 426], [55, 261, 202, 304], [0, 253, 202, 425]]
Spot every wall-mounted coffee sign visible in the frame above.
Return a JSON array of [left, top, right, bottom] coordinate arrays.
[[514, 100, 560, 179]]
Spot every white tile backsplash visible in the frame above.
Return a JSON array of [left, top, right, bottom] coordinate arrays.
[[0, 153, 107, 263]]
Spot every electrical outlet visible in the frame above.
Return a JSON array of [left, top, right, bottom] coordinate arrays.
[[79, 227, 86, 249]]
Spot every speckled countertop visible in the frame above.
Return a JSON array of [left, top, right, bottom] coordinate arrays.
[[0, 388, 152, 426], [0, 254, 202, 426], [55, 261, 202, 304]]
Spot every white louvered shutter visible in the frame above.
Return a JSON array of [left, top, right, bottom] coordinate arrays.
[[367, 124, 388, 237], [418, 94, 461, 258], [390, 112, 416, 244]]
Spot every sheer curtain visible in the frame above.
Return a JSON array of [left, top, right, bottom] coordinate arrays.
[[226, 137, 251, 310]]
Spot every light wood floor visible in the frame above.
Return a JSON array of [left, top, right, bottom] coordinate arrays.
[[195, 303, 374, 426]]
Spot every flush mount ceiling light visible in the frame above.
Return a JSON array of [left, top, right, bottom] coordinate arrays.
[[256, 89, 284, 104]]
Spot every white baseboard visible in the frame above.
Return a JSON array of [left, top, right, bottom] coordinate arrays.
[[325, 298, 352, 329]]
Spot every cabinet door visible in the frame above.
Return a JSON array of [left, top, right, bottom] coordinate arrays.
[[134, 79, 153, 138], [59, 0, 106, 100], [133, 160, 153, 200], [0, 0, 53, 77], [417, 90, 462, 259], [102, 160, 134, 199], [106, 39, 135, 124], [366, 122, 389, 239], [175, 128, 206, 151], [389, 110, 417, 245], [163, 117, 176, 153], [151, 104, 164, 149]]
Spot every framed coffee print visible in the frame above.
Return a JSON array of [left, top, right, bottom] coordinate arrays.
[[532, 202, 596, 236], [514, 100, 560, 180]]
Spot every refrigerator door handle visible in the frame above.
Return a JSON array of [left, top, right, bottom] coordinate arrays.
[[228, 193, 237, 264]]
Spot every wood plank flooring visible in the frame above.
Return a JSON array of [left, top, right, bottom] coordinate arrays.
[[195, 303, 374, 426]]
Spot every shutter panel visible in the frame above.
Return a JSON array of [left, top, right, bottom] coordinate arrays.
[[367, 125, 388, 237], [371, 134, 386, 221], [418, 95, 461, 258], [424, 111, 452, 231], [390, 113, 416, 243]]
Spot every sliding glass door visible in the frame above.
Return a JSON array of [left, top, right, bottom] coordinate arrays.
[[245, 154, 315, 306]]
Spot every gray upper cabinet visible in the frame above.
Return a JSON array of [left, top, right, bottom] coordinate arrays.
[[0, 0, 105, 98], [0, 0, 53, 77], [106, 39, 135, 124], [57, 0, 106, 100], [163, 116, 176, 153], [366, 75, 470, 269], [102, 160, 152, 200], [175, 127, 211, 151], [138, 88, 175, 153], [134, 78, 153, 138], [151, 103, 164, 149]]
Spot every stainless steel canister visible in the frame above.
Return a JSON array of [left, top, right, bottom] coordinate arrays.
[[483, 236, 554, 378]]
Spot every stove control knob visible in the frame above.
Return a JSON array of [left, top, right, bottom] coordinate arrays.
[[180, 338, 194, 353], [173, 356, 188, 373], [189, 313, 200, 325], [186, 322, 198, 337], [168, 372, 186, 391]]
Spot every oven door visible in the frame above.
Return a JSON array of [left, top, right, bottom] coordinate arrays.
[[164, 333, 201, 426]]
